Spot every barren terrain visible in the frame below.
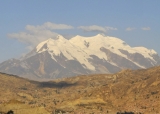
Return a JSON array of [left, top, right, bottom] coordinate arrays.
[[0, 66, 160, 113]]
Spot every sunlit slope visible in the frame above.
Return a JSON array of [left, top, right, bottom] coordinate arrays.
[[0, 66, 160, 113]]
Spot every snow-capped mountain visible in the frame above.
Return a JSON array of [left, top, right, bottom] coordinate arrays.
[[0, 34, 160, 80]]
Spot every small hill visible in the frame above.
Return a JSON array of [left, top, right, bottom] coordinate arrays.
[[0, 66, 160, 113]]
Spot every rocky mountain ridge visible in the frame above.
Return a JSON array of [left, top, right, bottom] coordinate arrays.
[[0, 34, 160, 80]]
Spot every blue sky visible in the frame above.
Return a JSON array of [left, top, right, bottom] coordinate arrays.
[[0, 0, 160, 63]]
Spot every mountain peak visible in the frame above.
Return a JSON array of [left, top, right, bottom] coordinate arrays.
[[45, 35, 66, 42], [56, 35, 65, 39], [0, 34, 160, 80], [95, 34, 105, 37], [47, 38, 54, 42]]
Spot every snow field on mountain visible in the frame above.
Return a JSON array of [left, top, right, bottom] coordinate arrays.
[[36, 34, 157, 70], [36, 35, 95, 70]]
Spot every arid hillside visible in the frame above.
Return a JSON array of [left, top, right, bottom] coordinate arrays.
[[0, 66, 160, 114]]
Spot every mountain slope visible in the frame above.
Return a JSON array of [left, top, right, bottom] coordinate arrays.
[[70, 34, 158, 68], [1, 66, 160, 113], [0, 34, 160, 80]]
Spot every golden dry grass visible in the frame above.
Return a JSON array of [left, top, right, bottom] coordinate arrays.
[[0, 66, 160, 113]]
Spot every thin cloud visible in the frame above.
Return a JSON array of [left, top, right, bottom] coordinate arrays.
[[26, 22, 74, 31], [78, 25, 117, 33], [8, 29, 59, 48], [78, 25, 106, 33], [106, 27, 118, 30], [126, 27, 136, 31], [141, 27, 151, 31], [8, 22, 74, 50]]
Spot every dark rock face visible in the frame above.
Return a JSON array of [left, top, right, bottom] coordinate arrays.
[[152, 54, 160, 65], [89, 55, 121, 73], [100, 47, 141, 69], [0, 59, 29, 77], [0, 51, 91, 80], [119, 49, 155, 68], [7, 110, 14, 114]]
